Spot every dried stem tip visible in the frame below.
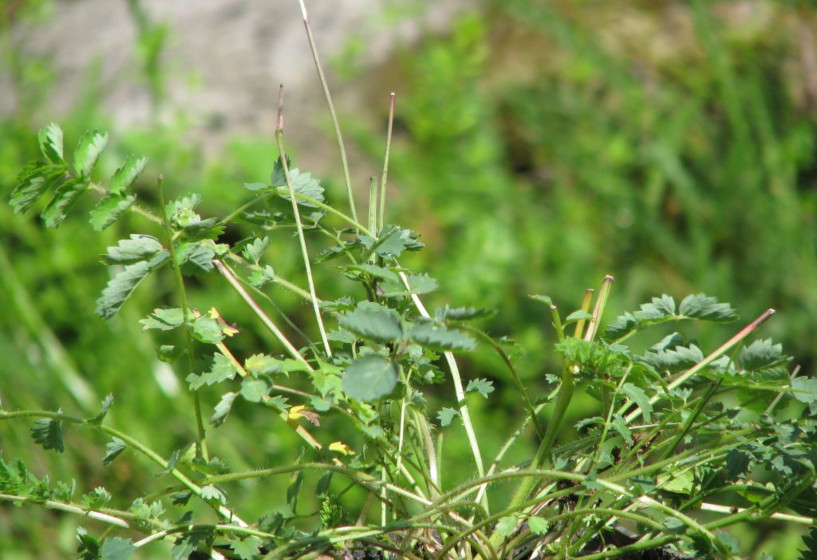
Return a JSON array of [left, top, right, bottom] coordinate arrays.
[[276, 84, 285, 133]]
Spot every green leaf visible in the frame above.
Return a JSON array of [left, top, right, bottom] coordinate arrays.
[[242, 237, 269, 264], [610, 414, 633, 445], [466, 378, 494, 398], [89, 193, 136, 232], [141, 307, 185, 331], [437, 407, 459, 427], [603, 312, 638, 340], [231, 536, 262, 560], [528, 516, 550, 536], [241, 378, 270, 403], [31, 416, 64, 453], [38, 123, 64, 164], [791, 377, 817, 405], [343, 355, 399, 402], [635, 295, 676, 320], [77, 527, 100, 560], [82, 487, 112, 509], [724, 449, 752, 481], [103, 438, 126, 465], [96, 257, 167, 319], [187, 354, 238, 390], [494, 516, 519, 538], [245, 354, 281, 376], [800, 528, 817, 560], [339, 302, 403, 342], [408, 322, 476, 351], [87, 394, 114, 424], [100, 537, 133, 560], [280, 168, 325, 207], [737, 339, 789, 371], [200, 485, 227, 504], [73, 130, 108, 176], [103, 235, 164, 264], [679, 294, 738, 322], [210, 392, 237, 427], [270, 155, 292, 185], [342, 263, 401, 282], [189, 314, 224, 344], [9, 162, 68, 214], [243, 182, 269, 191], [249, 265, 276, 288], [620, 383, 652, 422], [641, 344, 704, 373], [110, 155, 147, 195], [435, 305, 495, 321], [177, 241, 215, 273], [364, 225, 424, 258], [41, 176, 88, 228]]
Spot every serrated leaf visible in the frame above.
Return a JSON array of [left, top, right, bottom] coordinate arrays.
[[339, 302, 403, 342], [41, 177, 88, 228], [466, 378, 494, 398], [100, 537, 133, 560], [635, 295, 676, 320], [141, 307, 185, 331], [641, 344, 704, 373], [31, 416, 64, 453], [610, 414, 633, 445], [210, 392, 237, 427], [9, 162, 68, 214], [437, 407, 459, 427], [737, 339, 788, 371], [244, 354, 281, 376], [494, 516, 519, 538], [436, 306, 495, 321], [38, 123, 64, 164], [110, 155, 147, 195], [724, 449, 752, 480], [231, 536, 262, 560], [188, 354, 238, 390], [528, 516, 550, 536], [620, 383, 652, 422], [800, 528, 817, 560], [342, 263, 401, 282], [343, 355, 398, 402], [241, 378, 270, 403], [249, 265, 276, 288], [177, 241, 215, 273], [103, 437, 126, 465], [96, 257, 165, 319], [679, 294, 737, 322], [564, 309, 594, 323], [77, 527, 100, 560], [103, 235, 164, 264], [603, 312, 638, 340], [73, 130, 108, 176], [243, 182, 269, 191], [791, 377, 817, 405], [200, 485, 226, 504], [366, 225, 424, 258], [189, 314, 224, 344], [281, 168, 325, 207], [242, 237, 269, 264], [408, 322, 476, 351], [87, 394, 114, 424], [89, 193, 136, 231], [82, 487, 112, 509]]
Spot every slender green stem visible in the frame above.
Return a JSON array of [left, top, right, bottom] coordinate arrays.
[[379, 92, 395, 231], [157, 175, 208, 461], [297, 0, 357, 222], [368, 176, 378, 239], [213, 259, 311, 368], [0, 493, 132, 528], [275, 93, 332, 357]]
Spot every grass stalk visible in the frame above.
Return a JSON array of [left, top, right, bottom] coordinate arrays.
[[379, 92, 396, 231]]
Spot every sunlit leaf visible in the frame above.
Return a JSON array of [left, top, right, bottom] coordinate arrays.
[[343, 355, 398, 401], [73, 130, 108, 177]]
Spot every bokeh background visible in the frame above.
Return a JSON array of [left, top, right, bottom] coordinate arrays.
[[1, 0, 816, 558]]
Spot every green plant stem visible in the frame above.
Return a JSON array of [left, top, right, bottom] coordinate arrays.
[[379, 92, 395, 231], [0, 409, 247, 526], [400, 271, 487, 507], [368, 176, 378, 237], [214, 259, 312, 369], [157, 175, 208, 461], [0, 493, 131, 528], [275, 109, 332, 357], [297, 0, 357, 223]]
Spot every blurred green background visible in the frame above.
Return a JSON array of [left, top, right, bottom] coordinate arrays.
[[1, 0, 815, 558]]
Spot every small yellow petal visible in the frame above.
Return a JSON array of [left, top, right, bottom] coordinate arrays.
[[288, 405, 307, 421], [221, 325, 239, 337], [329, 441, 354, 455], [208, 307, 220, 319]]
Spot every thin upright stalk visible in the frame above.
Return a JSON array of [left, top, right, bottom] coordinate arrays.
[[379, 92, 396, 231]]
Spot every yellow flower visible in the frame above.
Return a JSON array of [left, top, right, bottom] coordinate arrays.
[[329, 441, 354, 455]]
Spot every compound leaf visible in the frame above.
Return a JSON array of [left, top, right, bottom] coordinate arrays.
[[437, 407, 459, 427], [96, 257, 166, 319], [10, 162, 68, 214], [620, 383, 652, 423], [679, 294, 737, 322], [38, 122, 64, 164], [737, 339, 789, 371], [141, 307, 184, 331], [343, 355, 398, 402]]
